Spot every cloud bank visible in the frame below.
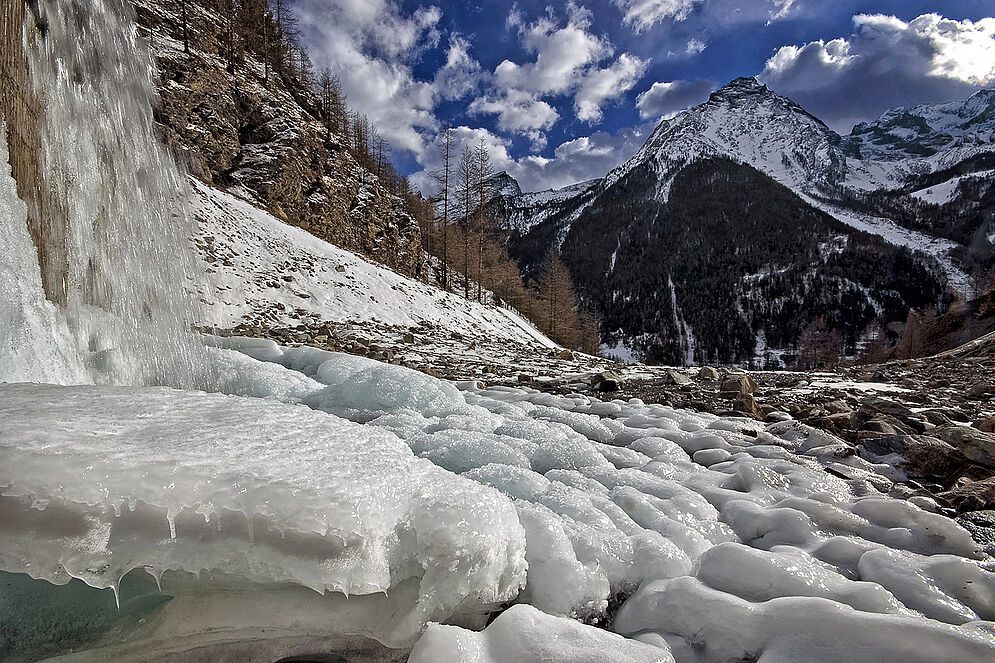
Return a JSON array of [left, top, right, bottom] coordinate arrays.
[[762, 13, 995, 131]]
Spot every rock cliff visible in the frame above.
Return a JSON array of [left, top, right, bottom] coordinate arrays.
[[132, 0, 424, 277]]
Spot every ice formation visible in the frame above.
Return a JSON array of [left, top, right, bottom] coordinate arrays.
[[3, 340, 995, 659], [0, 123, 89, 384], [0, 379, 526, 645], [409, 604, 672, 663], [19, 0, 206, 387], [2, 0, 995, 661]]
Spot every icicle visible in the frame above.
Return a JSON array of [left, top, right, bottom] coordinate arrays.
[[110, 580, 120, 610], [150, 566, 163, 593], [166, 511, 177, 540]]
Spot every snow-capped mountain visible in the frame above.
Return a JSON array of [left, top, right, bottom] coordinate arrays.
[[487, 172, 599, 235], [848, 89, 995, 165], [607, 77, 848, 197], [490, 79, 995, 366]]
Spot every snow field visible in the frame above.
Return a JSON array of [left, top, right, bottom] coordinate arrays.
[[189, 180, 556, 349]]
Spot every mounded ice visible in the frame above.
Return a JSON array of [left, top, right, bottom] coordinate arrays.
[[0, 382, 526, 646], [409, 604, 674, 663]]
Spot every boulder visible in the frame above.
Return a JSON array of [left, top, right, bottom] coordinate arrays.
[[973, 417, 995, 433], [697, 366, 721, 380], [939, 478, 995, 512], [858, 419, 900, 437], [591, 371, 623, 392], [662, 370, 692, 386], [824, 400, 851, 414], [932, 426, 995, 469], [902, 436, 970, 480], [733, 393, 762, 419], [854, 397, 926, 433], [956, 510, 995, 554], [922, 410, 953, 426], [859, 435, 967, 480], [721, 374, 758, 394], [556, 349, 577, 361], [967, 383, 995, 399]]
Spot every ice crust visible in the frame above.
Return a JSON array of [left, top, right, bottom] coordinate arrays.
[[2, 339, 994, 659], [409, 604, 673, 663]]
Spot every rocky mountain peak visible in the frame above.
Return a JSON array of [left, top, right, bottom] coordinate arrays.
[[708, 76, 770, 101], [605, 76, 846, 196], [487, 171, 523, 198], [844, 88, 995, 164]]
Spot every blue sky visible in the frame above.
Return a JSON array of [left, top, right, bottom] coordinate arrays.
[[291, 1, 995, 193]]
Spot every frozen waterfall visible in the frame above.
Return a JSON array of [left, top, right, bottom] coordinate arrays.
[[3, 0, 203, 386]]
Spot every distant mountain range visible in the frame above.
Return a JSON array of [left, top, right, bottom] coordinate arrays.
[[489, 78, 995, 366]]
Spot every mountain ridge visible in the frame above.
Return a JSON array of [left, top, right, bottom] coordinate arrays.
[[488, 78, 995, 366]]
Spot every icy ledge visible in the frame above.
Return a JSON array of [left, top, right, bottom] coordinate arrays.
[[0, 382, 526, 648]]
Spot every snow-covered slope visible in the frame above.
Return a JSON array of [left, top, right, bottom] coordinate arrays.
[[488, 173, 599, 235], [189, 180, 556, 349], [847, 89, 995, 169]]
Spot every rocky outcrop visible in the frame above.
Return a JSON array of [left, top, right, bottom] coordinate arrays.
[[132, 1, 423, 277]]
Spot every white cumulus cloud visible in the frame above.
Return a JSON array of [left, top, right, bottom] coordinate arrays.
[[470, 3, 648, 146], [294, 0, 445, 159], [636, 79, 718, 118], [761, 13, 995, 132], [613, 0, 704, 32]]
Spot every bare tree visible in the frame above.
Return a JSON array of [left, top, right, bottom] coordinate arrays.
[[455, 146, 475, 299], [473, 138, 494, 302], [221, 0, 237, 73], [798, 317, 844, 369], [298, 46, 313, 84], [431, 122, 454, 291]]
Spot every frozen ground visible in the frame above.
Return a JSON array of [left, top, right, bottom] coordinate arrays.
[[3, 338, 995, 661]]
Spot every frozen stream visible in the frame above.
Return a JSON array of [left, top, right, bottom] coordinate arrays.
[[2, 338, 994, 661]]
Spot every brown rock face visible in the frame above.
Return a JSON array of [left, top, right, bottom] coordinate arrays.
[[721, 373, 758, 394], [2, 3, 72, 304], [134, 6, 423, 278], [940, 478, 995, 512]]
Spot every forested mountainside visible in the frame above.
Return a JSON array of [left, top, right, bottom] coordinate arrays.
[[130, 0, 424, 276], [564, 158, 948, 366], [491, 78, 995, 366]]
